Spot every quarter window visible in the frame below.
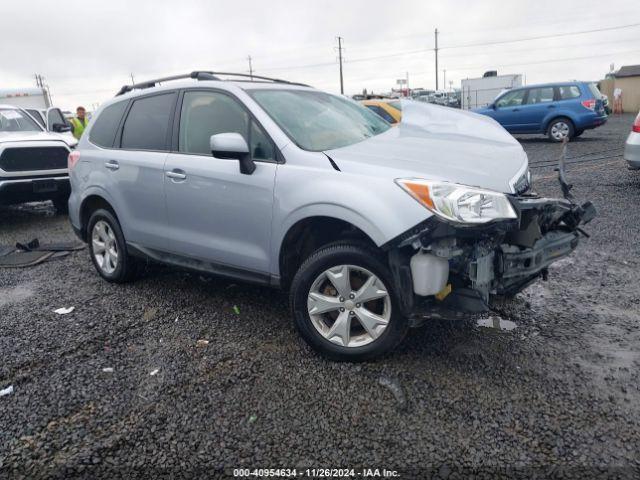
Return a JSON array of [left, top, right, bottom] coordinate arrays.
[[495, 90, 526, 108], [559, 85, 581, 100], [90, 101, 128, 148], [526, 87, 554, 104], [121, 93, 176, 151]]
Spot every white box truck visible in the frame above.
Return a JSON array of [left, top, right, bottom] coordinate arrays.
[[461, 73, 523, 110]]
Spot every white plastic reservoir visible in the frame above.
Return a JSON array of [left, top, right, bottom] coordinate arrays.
[[410, 251, 449, 296]]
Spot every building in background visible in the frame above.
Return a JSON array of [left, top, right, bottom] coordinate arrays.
[[461, 71, 523, 110], [598, 65, 640, 113]]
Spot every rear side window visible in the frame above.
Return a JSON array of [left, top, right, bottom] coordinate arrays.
[[526, 87, 554, 104], [89, 101, 128, 148], [121, 93, 176, 151], [558, 85, 581, 100]]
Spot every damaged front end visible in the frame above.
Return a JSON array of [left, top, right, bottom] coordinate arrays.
[[386, 189, 596, 320]]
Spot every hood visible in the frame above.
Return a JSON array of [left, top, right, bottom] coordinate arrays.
[[0, 130, 75, 148], [325, 101, 527, 193]]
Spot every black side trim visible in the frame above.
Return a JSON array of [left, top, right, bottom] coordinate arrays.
[[127, 243, 278, 288], [323, 153, 340, 171]]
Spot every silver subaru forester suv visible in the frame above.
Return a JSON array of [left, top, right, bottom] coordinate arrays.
[[68, 71, 595, 361]]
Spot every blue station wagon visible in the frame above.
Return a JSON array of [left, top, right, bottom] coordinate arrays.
[[474, 82, 607, 142]]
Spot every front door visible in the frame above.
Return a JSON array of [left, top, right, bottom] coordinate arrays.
[[164, 89, 278, 274], [492, 89, 527, 132]]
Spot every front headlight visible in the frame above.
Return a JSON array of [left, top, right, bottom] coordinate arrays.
[[395, 178, 517, 224]]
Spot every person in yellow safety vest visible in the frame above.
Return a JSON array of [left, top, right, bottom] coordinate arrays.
[[69, 106, 89, 139]]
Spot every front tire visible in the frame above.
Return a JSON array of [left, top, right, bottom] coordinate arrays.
[[547, 117, 574, 142], [87, 209, 137, 283], [290, 243, 409, 361]]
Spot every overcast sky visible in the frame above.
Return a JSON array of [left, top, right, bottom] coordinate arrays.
[[2, 0, 639, 110]]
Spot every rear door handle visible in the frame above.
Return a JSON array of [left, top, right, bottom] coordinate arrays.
[[548, 104, 557, 108], [104, 160, 119, 171], [166, 169, 187, 180]]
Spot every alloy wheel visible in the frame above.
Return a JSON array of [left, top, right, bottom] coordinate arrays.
[[306, 264, 391, 348], [92, 220, 119, 274]]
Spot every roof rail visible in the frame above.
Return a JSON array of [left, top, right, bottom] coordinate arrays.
[[115, 70, 309, 96]]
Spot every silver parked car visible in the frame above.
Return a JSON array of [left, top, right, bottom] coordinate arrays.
[[68, 72, 595, 361], [624, 111, 640, 170]]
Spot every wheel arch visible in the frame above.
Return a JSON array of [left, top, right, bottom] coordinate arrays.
[[78, 191, 119, 241], [277, 213, 381, 290]]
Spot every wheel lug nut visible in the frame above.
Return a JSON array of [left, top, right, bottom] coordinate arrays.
[[349, 293, 355, 299], [349, 311, 355, 315], [339, 307, 345, 312], [356, 303, 361, 308], [339, 297, 344, 302]]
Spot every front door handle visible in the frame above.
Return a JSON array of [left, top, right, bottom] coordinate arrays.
[[166, 169, 187, 180], [512, 108, 520, 112], [104, 160, 119, 171], [547, 104, 557, 108]]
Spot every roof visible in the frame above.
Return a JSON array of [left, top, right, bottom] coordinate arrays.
[[615, 65, 640, 78]]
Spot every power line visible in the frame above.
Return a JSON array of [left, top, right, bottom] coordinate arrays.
[[440, 22, 640, 50]]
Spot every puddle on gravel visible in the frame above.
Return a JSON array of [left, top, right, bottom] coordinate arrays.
[[476, 315, 517, 331], [0, 285, 35, 307]]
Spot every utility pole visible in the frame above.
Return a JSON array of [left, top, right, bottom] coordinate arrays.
[[247, 55, 254, 80], [443, 69, 446, 90], [337, 36, 344, 95], [130, 73, 135, 85], [434, 28, 439, 90]]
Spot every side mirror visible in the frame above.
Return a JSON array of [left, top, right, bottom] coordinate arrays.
[[489, 103, 496, 110], [210, 133, 255, 175], [52, 123, 71, 133]]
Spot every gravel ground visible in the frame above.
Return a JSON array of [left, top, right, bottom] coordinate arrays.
[[1, 115, 639, 479]]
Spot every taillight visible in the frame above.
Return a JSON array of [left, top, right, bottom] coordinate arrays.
[[633, 113, 640, 133], [581, 99, 596, 110], [68, 150, 80, 170]]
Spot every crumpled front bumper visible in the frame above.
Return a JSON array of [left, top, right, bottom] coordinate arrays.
[[386, 194, 596, 318]]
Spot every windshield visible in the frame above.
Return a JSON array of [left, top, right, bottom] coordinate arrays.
[[249, 89, 390, 151], [0, 108, 42, 132]]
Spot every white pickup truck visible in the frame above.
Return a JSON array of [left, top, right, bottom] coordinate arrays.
[[0, 104, 77, 212]]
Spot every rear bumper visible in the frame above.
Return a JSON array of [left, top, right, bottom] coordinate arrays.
[[0, 175, 70, 205], [577, 113, 607, 130], [386, 195, 595, 318]]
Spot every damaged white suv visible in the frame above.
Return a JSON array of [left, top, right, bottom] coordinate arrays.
[[68, 72, 595, 361]]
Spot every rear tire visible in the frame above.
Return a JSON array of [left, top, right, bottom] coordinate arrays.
[[547, 117, 574, 142], [290, 243, 409, 362], [87, 209, 137, 283]]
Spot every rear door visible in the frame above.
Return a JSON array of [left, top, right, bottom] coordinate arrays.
[[491, 89, 527, 132], [100, 92, 177, 250], [163, 89, 277, 274], [518, 86, 556, 132]]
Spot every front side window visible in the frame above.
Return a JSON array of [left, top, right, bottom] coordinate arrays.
[[26, 109, 45, 127], [90, 101, 128, 148], [495, 89, 526, 108], [0, 108, 42, 132], [179, 90, 276, 161], [249, 89, 390, 151], [526, 87, 555, 104], [121, 92, 176, 151], [558, 85, 581, 100]]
